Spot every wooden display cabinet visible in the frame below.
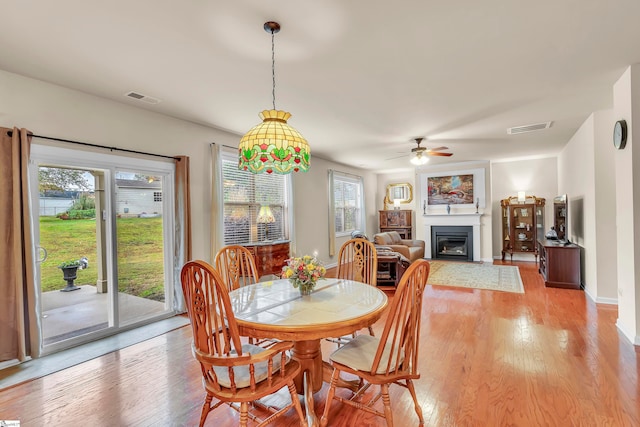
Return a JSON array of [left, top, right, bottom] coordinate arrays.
[[501, 196, 545, 261], [379, 210, 412, 239], [243, 241, 290, 278]]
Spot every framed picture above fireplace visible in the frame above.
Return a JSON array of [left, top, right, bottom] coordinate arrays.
[[420, 168, 486, 210]]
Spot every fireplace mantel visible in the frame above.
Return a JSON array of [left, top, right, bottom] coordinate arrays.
[[423, 213, 482, 260]]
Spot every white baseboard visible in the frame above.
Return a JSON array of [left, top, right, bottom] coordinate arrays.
[[616, 320, 640, 346], [583, 286, 618, 305]]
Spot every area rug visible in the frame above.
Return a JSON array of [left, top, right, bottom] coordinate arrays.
[[427, 261, 524, 293]]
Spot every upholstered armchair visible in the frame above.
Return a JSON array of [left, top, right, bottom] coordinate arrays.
[[373, 231, 425, 262]]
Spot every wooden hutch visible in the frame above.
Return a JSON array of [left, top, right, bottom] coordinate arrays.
[[379, 210, 412, 239]]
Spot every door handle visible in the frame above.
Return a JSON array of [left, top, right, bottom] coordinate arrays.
[[37, 246, 48, 263]]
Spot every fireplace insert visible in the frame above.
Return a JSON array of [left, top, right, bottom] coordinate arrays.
[[431, 226, 473, 262]]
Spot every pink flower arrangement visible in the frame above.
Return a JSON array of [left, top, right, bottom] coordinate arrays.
[[282, 255, 326, 293]]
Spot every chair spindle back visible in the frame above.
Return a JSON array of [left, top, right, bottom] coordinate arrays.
[[336, 238, 378, 286], [215, 245, 259, 291]]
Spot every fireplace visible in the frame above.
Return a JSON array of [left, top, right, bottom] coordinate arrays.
[[423, 213, 482, 261], [431, 226, 473, 262]]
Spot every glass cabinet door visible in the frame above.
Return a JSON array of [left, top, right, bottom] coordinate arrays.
[[511, 204, 534, 253], [536, 205, 545, 241], [502, 204, 511, 253]]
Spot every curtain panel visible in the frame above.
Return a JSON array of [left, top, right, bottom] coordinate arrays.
[[173, 155, 191, 312], [209, 144, 225, 261], [0, 127, 40, 364], [328, 169, 336, 256]]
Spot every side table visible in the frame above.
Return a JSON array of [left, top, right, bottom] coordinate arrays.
[[376, 252, 408, 290]]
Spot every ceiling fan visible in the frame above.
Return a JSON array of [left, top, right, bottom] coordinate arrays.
[[408, 137, 453, 165]]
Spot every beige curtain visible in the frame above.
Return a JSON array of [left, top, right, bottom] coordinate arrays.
[[210, 144, 225, 261], [328, 169, 336, 256], [0, 127, 40, 363], [174, 155, 191, 312]]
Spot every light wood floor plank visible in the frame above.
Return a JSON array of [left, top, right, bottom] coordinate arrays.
[[0, 261, 638, 426]]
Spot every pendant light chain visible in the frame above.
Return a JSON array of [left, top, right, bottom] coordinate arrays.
[[271, 29, 276, 110]]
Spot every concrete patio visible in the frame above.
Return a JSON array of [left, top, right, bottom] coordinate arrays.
[[41, 285, 167, 345]]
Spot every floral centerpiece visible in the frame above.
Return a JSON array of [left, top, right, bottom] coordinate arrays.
[[282, 255, 326, 295]]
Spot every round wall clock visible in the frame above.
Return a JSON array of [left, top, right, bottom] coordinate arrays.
[[613, 119, 627, 149]]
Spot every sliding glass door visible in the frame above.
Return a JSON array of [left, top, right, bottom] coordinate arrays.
[[114, 170, 168, 326], [29, 145, 176, 354]]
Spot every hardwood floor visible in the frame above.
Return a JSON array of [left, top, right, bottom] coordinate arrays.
[[1, 261, 638, 426]]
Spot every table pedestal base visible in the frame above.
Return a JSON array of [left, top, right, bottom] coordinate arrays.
[[292, 340, 322, 426]]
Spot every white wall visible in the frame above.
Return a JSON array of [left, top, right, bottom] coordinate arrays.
[[592, 110, 618, 302], [558, 116, 595, 294], [291, 157, 377, 267], [613, 66, 640, 344], [490, 157, 557, 260], [559, 111, 618, 302]]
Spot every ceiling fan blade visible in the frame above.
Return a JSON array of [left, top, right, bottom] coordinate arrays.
[[426, 146, 449, 152], [428, 152, 453, 157], [385, 154, 409, 161]]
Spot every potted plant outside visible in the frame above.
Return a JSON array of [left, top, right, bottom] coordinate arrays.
[[58, 259, 83, 292]]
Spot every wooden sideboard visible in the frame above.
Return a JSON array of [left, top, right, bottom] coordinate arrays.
[[379, 210, 412, 239], [537, 239, 581, 289], [243, 241, 290, 278]]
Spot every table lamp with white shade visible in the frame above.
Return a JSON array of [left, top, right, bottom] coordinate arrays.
[[257, 205, 276, 241]]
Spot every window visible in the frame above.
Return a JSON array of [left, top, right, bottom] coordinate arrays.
[[153, 191, 162, 202], [221, 152, 290, 245], [332, 172, 364, 235]]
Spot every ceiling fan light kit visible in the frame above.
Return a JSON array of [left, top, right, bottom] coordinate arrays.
[[238, 21, 310, 175], [410, 153, 429, 165]]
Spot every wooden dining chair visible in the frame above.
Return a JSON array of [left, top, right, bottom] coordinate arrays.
[[215, 245, 259, 291], [335, 237, 378, 337], [320, 259, 431, 427], [180, 260, 306, 427], [336, 237, 378, 287]]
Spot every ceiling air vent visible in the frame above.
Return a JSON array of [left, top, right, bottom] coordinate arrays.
[[507, 121, 553, 135], [125, 91, 161, 105]]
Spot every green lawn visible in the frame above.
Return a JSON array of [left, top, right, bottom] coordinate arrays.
[[39, 216, 165, 300]]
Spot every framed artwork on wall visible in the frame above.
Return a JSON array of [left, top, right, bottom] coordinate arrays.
[[420, 168, 486, 212]]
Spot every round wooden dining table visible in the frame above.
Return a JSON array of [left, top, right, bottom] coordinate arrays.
[[229, 278, 388, 427]]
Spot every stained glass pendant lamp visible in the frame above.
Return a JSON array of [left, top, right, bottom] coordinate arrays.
[[239, 21, 310, 174]]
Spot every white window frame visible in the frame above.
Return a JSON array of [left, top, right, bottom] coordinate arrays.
[[331, 171, 365, 237], [220, 150, 292, 245]]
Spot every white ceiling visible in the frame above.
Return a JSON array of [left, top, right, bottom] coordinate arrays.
[[2, 1, 640, 173]]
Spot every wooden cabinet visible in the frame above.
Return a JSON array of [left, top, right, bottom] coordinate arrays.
[[379, 210, 412, 239], [538, 239, 581, 289], [501, 196, 545, 261], [244, 241, 290, 278]]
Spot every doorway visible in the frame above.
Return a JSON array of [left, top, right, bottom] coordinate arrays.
[[30, 145, 176, 354]]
